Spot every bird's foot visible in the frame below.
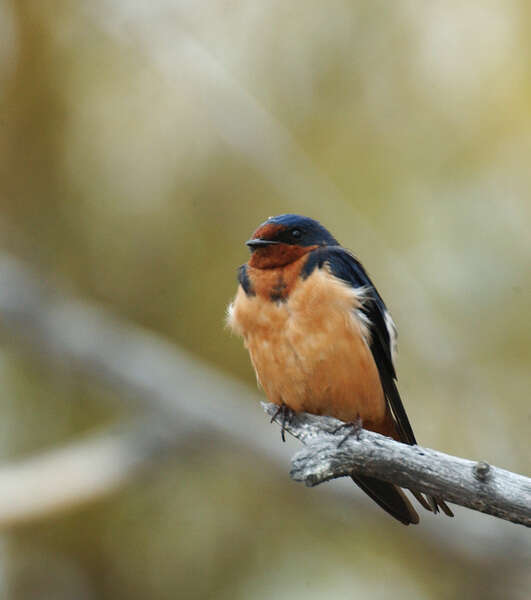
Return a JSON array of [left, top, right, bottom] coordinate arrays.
[[333, 415, 363, 447], [270, 403, 295, 442]]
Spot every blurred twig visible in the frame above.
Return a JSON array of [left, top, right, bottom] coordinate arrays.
[[0, 417, 188, 528], [264, 404, 531, 528]]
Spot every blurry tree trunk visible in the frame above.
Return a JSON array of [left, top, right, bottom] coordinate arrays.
[[1, 2, 66, 236]]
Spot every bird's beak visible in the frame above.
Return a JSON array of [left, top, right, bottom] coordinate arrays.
[[245, 238, 281, 249]]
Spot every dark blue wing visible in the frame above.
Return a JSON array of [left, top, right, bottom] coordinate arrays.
[[302, 246, 417, 445], [237, 264, 255, 296]]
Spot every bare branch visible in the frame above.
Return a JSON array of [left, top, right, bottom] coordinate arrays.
[[263, 403, 531, 527]]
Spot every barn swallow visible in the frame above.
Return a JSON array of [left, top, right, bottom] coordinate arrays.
[[227, 214, 453, 525]]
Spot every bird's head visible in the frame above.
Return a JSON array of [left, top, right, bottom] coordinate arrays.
[[246, 214, 338, 269]]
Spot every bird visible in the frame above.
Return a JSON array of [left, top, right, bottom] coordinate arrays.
[[227, 214, 453, 525]]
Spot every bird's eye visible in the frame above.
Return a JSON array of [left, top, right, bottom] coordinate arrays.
[[291, 229, 302, 239]]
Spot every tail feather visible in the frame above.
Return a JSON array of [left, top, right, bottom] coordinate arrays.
[[412, 491, 454, 517], [412, 491, 433, 512], [352, 474, 419, 525], [435, 497, 454, 517]]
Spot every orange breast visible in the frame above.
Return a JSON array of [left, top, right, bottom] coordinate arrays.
[[228, 263, 390, 433]]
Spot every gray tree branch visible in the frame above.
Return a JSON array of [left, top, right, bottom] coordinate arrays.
[[263, 403, 531, 527]]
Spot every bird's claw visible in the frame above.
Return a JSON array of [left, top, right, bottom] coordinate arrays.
[[333, 415, 363, 447], [271, 403, 294, 442]]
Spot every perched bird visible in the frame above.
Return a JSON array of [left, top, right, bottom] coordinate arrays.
[[227, 214, 453, 525]]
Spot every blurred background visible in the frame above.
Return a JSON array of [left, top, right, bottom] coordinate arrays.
[[0, 1, 530, 598]]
